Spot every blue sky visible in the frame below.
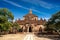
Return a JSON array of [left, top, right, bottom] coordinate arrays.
[[0, 0, 60, 20]]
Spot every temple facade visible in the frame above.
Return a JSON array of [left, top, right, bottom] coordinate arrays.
[[16, 9, 46, 32]]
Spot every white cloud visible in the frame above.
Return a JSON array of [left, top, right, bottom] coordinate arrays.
[[4, 0, 29, 10], [22, 0, 53, 9], [3, 0, 47, 15], [38, 17, 49, 21], [39, 1, 53, 9], [44, 18, 49, 21], [22, 0, 60, 9], [32, 9, 47, 15]]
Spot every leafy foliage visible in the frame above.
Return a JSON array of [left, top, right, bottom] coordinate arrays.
[[12, 22, 20, 31], [46, 11, 60, 31], [0, 8, 14, 32]]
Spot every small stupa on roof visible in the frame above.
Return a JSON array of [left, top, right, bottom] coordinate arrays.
[[29, 9, 32, 14], [16, 9, 46, 32]]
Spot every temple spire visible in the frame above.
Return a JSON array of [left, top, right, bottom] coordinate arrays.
[[29, 9, 32, 14]]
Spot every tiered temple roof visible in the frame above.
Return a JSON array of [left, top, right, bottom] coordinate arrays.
[[23, 9, 37, 17], [16, 9, 46, 25]]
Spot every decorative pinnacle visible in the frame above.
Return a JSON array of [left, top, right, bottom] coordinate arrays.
[[29, 9, 32, 14]]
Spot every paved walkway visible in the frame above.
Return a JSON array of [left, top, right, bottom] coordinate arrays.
[[0, 33, 52, 40], [24, 33, 52, 40], [24, 33, 34, 40]]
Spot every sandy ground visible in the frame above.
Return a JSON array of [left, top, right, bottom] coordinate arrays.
[[0, 33, 52, 40]]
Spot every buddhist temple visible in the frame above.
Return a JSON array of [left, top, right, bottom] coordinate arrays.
[[16, 9, 46, 32]]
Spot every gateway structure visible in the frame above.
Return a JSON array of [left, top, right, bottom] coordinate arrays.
[[16, 9, 46, 32]]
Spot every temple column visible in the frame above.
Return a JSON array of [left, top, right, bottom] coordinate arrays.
[[27, 27, 29, 33], [22, 27, 24, 33]]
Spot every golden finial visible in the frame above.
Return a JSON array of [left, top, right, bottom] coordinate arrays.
[[29, 9, 32, 14]]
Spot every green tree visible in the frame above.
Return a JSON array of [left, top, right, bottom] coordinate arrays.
[[10, 22, 20, 33], [46, 11, 60, 32], [12, 22, 20, 31], [0, 8, 14, 34]]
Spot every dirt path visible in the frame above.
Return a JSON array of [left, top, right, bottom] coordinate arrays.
[[24, 33, 52, 40], [0, 33, 26, 40], [0, 33, 52, 40]]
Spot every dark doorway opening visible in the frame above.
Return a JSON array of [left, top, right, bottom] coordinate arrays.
[[39, 27, 42, 33], [29, 27, 32, 32]]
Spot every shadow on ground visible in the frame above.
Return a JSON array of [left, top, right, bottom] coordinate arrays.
[[35, 33, 60, 40]]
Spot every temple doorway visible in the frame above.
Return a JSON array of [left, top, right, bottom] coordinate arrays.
[[29, 27, 32, 32], [39, 27, 42, 33]]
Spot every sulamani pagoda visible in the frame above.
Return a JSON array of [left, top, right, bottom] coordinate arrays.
[[16, 9, 46, 32]]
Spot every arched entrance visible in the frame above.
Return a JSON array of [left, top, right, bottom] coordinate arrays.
[[29, 27, 32, 32], [39, 27, 42, 32]]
